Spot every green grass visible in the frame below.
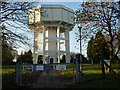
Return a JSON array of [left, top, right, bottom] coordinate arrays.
[[2, 64, 120, 88], [2, 65, 15, 74], [2, 64, 119, 74], [83, 64, 101, 70], [78, 79, 120, 88], [59, 63, 120, 88], [83, 70, 102, 74], [2, 65, 46, 74]]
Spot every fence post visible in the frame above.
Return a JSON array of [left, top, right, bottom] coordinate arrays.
[[75, 55, 79, 84], [73, 56, 75, 85], [16, 62, 19, 85], [20, 56, 22, 86], [46, 57, 50, 86]]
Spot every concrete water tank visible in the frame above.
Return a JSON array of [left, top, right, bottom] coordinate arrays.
[[28, 5, 74, 64]]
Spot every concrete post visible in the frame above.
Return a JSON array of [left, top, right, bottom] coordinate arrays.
[[46, 27, 57, 63], [64, 29, 70, 63], [33, 29, 39, 64], [57, 25, 60, 63], [43, 26, 46, 64]]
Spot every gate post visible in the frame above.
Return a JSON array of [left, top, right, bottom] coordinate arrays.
[[16, 62, 19, 85], [46, 57, 50, 86], [20, 56, 22, 86], [73, 56, 75, 85], [75, 55, 79, 84]]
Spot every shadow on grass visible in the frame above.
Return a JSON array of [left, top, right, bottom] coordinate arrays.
[[2, 64, 120, 89], [74, 73, 120, 88], [2, 72, 19, 89], [2, 72, 120, 89]]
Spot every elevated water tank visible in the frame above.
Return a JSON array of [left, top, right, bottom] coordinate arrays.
[[28, 5, 74, 64]]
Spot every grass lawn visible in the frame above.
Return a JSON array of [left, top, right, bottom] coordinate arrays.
[[2, 64, 120, 89], [77, 79, 120, 88], [60, 64, 120, 88], [2, 65, 19, 89], [2, 65, 15, 74]]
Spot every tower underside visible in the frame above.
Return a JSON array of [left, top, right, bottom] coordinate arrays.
[[30, 22, 73, 64]]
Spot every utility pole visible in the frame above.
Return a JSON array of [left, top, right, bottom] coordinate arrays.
[[78, 26, 82, 74]]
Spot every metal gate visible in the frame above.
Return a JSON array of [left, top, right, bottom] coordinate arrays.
[[16, 61, 75, 88]]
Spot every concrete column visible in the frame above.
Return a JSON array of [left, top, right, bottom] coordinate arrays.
[[57, 25, 60, 63], [43, 26, 46, 64], [33, 29, 39, 64], [64, 29, 70, 63], [46, 27, 57, 62]]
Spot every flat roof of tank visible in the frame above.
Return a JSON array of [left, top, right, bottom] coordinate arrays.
[[29, 4, 74, 13]]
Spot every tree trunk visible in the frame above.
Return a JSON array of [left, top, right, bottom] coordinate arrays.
[[100, 49, 105, 77], [108, 60, 112, 73], [76, 57, 79, 83], [100, 61, 101, 64], [101, 60, 105, 77], [91, 59, 94, 64]]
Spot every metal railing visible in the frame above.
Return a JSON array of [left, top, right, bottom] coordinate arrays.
[[16, 61, 75, 87]]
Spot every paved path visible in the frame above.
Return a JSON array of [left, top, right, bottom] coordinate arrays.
[[32, 70, 66, 88]]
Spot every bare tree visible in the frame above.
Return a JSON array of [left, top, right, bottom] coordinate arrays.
[[1, 2, 37, 48], [74, 2, 120, 72]]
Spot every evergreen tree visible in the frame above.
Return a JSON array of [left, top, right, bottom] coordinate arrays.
[[21, 50, 33, 64], [26, 50, 33, 63], [70, 52, 76, 63], [94, 31, 110, 63], [87, 31, 110, 64], [2, 41, 14, 65], [87, 36, 95, 64], [77, 54, 88, 64]]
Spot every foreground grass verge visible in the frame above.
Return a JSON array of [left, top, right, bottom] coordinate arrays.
[[60, 64, 120, 88], [2, 64, 120, 88]]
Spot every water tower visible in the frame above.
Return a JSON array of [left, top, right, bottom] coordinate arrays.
[[28, 5, 74, 64]]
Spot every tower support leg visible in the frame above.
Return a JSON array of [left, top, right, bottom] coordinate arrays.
[[64, 29, 70, 63], [43, 26, 46, 64], [57, 25, 60, 63], [33, 29, 39, 64]]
